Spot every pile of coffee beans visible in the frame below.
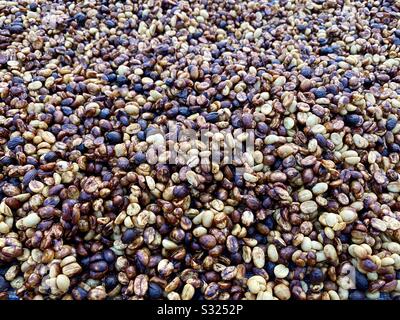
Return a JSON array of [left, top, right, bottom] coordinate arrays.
[[0, 0, 400, 300]]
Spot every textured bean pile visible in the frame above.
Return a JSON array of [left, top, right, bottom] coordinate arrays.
[[1, 0, 400, 300]]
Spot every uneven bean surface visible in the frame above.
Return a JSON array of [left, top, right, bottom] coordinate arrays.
[[1, 0, 400, 300]]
